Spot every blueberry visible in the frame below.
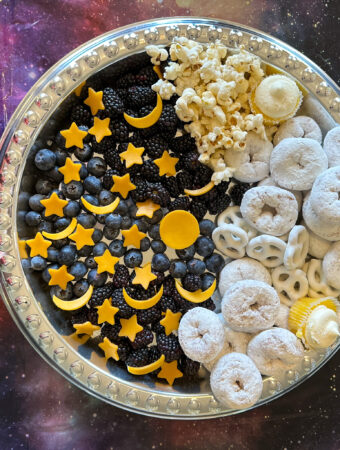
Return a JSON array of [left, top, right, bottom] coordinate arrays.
[[34, 149, 56, 171], [169, 260, 187, 278], [187, 258, 206, 275], [120, 216, 132, 230], [146, 208, 163, 224], [46, 166, 64, 183], [55, 217, 71, 232], [152, 253, 170, 272], [18, 192, 31, 210], [105, 213, 122, 230], [47, 247, 59, 262], [140, 237, 151, 252], [82, 194, 99, 210], [109, 239, 126, 257], [78, 245, 93, 257], [79, 163, 88, 180], [132, 218, 149, 233], [61, 181, 84, 200], [93, 242, 108, 256], [73, 279, 89, 297], [124, 249, 143, 268], [99, 190, 115, 205], [42, 263, 58, 283], [199, 219, 215, 236], [53, 238, 69, 249], [25, 211, 41, 227], [69, 261, 87, 281], [50, 283, 73, 300], [88, 269, 107, 287], [176, 245, 195, 261], [54, 148, 68, 165], [87, 157, 106, 177], [29, 194, 45, 212], [201, 273, 215, 290], [149, 224, 160, 240], [64, 201, 81, 218], [103, 226, 119, 240], [74, 143, 93, 162], [77, 213, 96, 229], [35, 179, 54, 195], [92, 229, 103, 243], [21, 258, 31, 271], [42, 211, 58, 223], [84, 175, 102, 194], [116, 200, 128, 216], [85, 256, 97, 269], [57, 245, 77, 266], [129, 204, 138, 219], [38, 220, 54, 234], [204, 253, 224, 274], [195, 236, 215, 257], [96, 214, 107, 224], [151, 240, 166, 254]]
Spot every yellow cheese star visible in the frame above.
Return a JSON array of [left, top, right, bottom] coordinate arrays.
[[58, 157, 81, 184], [69, 224, 95, 250], [60, 122, 88, 149], [26, 232, 52, 258], [154, 151, 179, 177], [136, 199, 161, 218], [121, 224, 146, 249], [160, 309, 182, 336], [119, 315, 143, 342], [48, 264, 75, 290], [88, 117, 112, 143], [98, 337, 119, 361], [73, 321, 101, 336], [19, 239, 28, 259], [84, 87, 105, 115], [110, 173, 136, 199], [40, 192, 68, 217], [74, 81, 86, 97], [132, 263, 157, 290], [94, 249, 119, 274], [157, 360, 183, 386], [120, 143, 144, 168], [96, 298, 119, 325]]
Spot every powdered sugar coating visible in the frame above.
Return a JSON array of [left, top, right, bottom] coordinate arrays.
[[323, 127, 340, 168], [258, 176, 302, 211], [178, 307, 225, 364], [300, 220, 331, 259], [247, 328, 304, 377], [273, 116, 322, 146], [222, 280, 280, 333], [322, 242, 340, 290], [240, 186, 298, 236], [210, 353, 263, 409], [270, 138, 328, 191], [274, 303, 290, 329], [309, 167, 340, 223], [302, 193, 340, 241]]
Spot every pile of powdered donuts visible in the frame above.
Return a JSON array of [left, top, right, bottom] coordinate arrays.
[[177, 116, 340, 410]]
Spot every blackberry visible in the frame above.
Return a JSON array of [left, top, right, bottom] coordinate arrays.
[[102, 169, 119, 190], [192, 164, 213, 187], [158, 104, 177, 129], [200, 298, 216, 311], [157, 334, 182, 362], [131, 329, 154, 349], [146, 182, 170, 207], [103, 147, 125, 172], [92, 135, 116, 155], [162, 176, 181, 198], [180, 151, 200, 172], [137, 106, 159, 138], [144, 135, 168, 159], [87, 308, 99, 324], [216, 180, 231, 194], [179, 356, 200, 378], [169, 196, 190, 211], [70, 105, 92, 126], [112, 265, 130, 288], [126, 348, 149, 367], [126, 285, 156, 301], [111, 288, 135, 318], [183, 274, 202, 292], [140, 160, 161, 182], [101, 323, 122, 342], [148, 346, 161, 363], [102, 87, 124, 118], [208, 194, 231, 215], [89, 282, 115, 307], [177, 171, 194, 191], [149, 270, 165, 287], [115, 72, 136, 89], [117, 339, 131, 362], [229, 182, 252, 206], [109, 120, 129, 142], [152, 321, 165, 335], [70, 307, 88, 325], [127, 86, 157, 109], [130, 178, 149, 202], [190, 200, 207, 221], [135, 65, 158, 86], [170, 133, 197, 155], [163, 275, 176, 296], [137, 306, 162, 325], [159, 296, 179, 313]]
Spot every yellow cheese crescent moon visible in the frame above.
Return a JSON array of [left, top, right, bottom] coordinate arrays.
[[52, 284, 93, 311], [122, 285, 163, 310], [42, 217, 77, 240], [128, 354, 165, 375], [123, 94, 162, 129], [184, 181, 215, 197], [81, 196, 120, 215], [175, 279, 216, 303]]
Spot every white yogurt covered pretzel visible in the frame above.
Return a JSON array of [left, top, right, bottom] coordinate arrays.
[[273, 116, 322, 146], [323, 127, 340, 168], [212, 223, 248, 259], [271, 265, 309, 306], [307, 259, 340, 298], [283, 225, 309, 270], [217, 206, 257, 240], [240, 186, 298, 236], [300, 220, 331, 259], [322, 242, 340, 290], [246, 234, 286, 268]]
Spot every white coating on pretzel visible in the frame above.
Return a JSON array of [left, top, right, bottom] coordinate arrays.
[[301, 220, 331, 259], [302, 193, 340, 242], [271, 265, 309, 306], [307, 259, 340, 298], [283, 225, 309, 270], [258, 176, 302, 211], [222, 280, 280, 333], [246, 234, 286, 268], [212, 223, 248, 259], [323, 127, 340, 168], [217, 206, 257, 240], [309, 167, 340, 223], [322, 242, 340, 290], [210, 353, 263, 409], [240, 186, 298, 236], [270, 137, 328, 191], [247, 328, 304, 377], [273, 116, 322, 146]]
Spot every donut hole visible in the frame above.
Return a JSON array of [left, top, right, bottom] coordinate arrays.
[[234, 379, 244, 391], [261, 204, 277, 217]]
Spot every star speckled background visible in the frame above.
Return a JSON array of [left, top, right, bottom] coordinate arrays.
[[0, 1, 340, 449]]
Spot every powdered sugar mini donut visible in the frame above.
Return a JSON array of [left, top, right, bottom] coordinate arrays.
[[218, 257, 271, 297], [323, 127, 340, 168], [302, 193, 340, 241], [222, 280, 280, 333], [210, 353, 263, 409], [301, 220, 331, 259], [274, 303, 290, 329], [240, 186, 298, 236], [270, 138, 328, 191], [178, 307, 225, 364], [322, 242, 340, 290], [258, 176, 302, 211], [224, 131, 273, 183], [247, 328, 304, 377], [273, 116, 322, 146], [309, 167, 340, 223]]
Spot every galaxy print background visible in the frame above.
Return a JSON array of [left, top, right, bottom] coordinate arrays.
[[0, 1, 340, 449]]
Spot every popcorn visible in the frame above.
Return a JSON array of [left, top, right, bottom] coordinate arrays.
[[145, 45, 168, 65], [151, 79, 176, 100]]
